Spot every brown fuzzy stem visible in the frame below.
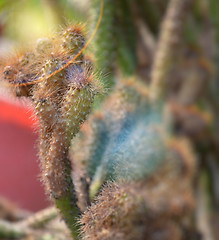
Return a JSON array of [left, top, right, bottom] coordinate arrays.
[[37, 118, 81, 239]]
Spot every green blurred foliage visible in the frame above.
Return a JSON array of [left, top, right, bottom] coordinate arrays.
[[0, 0, 87, 43]]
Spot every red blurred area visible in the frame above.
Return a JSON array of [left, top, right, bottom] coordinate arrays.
[[0, 96, 50, 211]]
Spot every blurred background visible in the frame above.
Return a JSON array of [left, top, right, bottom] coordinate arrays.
[[0, 0, 218, 239]]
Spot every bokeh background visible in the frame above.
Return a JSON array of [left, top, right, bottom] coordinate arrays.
[[0, 1, 218, 239]]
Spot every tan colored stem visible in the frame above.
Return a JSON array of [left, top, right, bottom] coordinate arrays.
[[150, 0, 194, 102]]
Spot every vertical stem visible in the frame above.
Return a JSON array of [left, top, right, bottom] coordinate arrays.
[[44, 122, 81, 239], [149, 0, 194, 103], [196, 173, 214, 240], [35, 70, 97, 239], [92, 0, 117, 87]]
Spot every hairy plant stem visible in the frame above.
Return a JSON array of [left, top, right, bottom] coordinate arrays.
[[43, 123, 81, 239]]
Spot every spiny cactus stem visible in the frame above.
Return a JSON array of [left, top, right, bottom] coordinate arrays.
[[10, 0, 104, 89], [149, 0, 194, 103], [42, 122, 81, 239]]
